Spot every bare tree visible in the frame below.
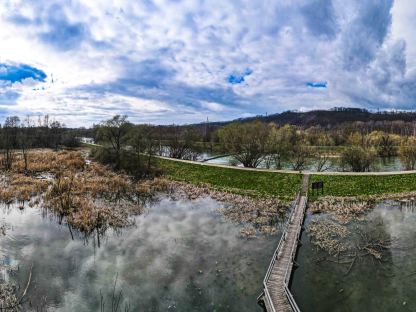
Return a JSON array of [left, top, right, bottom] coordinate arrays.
[[128, 125, 158, 178], [96, 115, 132, 169], [1, 116, 20, 170], [50, 120, 64, 151], [399, 137, 416, 170], [218, 121, 269, 168], [166, 126, 200, 160], [289, 145, 312, 171], [315, 151, 332, 172]]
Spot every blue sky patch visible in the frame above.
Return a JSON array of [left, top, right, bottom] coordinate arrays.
[[228, 68, 253, 84], [0, 63, 47, 83], [306, 81, 327, 88]]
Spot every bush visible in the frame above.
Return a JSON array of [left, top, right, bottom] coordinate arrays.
[[399, 137, 416, 170], [340, 146, 376, 172], [91, 147, 162, 179], [217, 121, 269, 168]]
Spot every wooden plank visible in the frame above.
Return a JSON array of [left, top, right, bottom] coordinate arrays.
[[263, 175, 309, 312]]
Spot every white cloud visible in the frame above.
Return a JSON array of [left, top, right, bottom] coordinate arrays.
[[0, 0, 415, 126], [200, 101, 227, 112]]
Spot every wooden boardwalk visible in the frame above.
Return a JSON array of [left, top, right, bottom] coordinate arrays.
[[260, 175, 309, 312]]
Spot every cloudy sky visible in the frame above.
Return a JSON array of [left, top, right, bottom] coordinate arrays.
[[0, 0, 415, 126]]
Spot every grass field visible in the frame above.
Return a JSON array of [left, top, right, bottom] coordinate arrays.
[[159, 158, 302, 201], [160, 158, 416, 200], [310, 174, 416, 198]]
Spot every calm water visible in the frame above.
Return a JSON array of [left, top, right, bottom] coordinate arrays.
[[291, 201, 416, 312], [200, 152, 406, 172], [0, 197, 278, 312]]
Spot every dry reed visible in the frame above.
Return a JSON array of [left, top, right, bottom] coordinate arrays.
[[0, 150, 170, 235]]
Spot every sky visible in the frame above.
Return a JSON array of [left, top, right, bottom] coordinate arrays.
[[0, 0, 416, 126]]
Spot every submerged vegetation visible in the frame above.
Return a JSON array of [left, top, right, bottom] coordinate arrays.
[[0, 283, 19, 311], [168, 181, 289, 237], [309, 196, 373, 223], [306, 196, 408, 274], [0, 252, 29, 312]]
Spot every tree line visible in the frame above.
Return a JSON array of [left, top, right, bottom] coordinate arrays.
[[92, 115, 204, 178], [0, 115, 82, 171], [216, 121, 416, 171], [3, 113, 416, 174], [93, 115, 416, 173]]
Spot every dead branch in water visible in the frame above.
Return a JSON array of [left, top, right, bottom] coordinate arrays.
[[100, 273, 130, 312], [0, 264, 33, 311], [308, 215, 398, 275]]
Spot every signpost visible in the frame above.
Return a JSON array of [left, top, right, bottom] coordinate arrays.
[[311, 181, 324, 195]]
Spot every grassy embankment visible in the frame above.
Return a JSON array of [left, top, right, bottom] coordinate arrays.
[[309, 174, 416, 199], [159, 158, 302, 201], [84, 144, 416, 199], [159, 157, 416, 200]]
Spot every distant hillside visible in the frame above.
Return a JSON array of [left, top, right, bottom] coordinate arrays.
[[201, 107, 416, 129]]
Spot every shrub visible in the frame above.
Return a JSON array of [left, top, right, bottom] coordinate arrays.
[[340, 146, 376, 172]]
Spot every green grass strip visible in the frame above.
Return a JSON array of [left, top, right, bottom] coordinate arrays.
[[159, 158, 302, 201], [310, 174, 416, 198]]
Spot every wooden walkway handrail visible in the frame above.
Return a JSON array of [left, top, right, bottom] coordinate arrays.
[[260, 175, 309, 312]]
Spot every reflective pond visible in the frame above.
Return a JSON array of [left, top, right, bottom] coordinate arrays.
[[291, 200, 416, 312], [0, 196, 279, 311]]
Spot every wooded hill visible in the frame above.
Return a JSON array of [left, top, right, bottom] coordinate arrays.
[[200, 107, 416, 128]]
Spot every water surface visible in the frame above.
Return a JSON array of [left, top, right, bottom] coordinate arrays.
[[0, 197, 278, 311], [291, 201, 416, 312], [202, 154, 406, 172]]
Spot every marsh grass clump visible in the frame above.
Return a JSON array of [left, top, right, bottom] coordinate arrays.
[[135, 177, 171, 196], [0, 174, 48, 204], [42, 151, 173, 238], [44, 167, 137, 236], [0, 259, 21, 312], [67, 199, 130, 235], [308, 220, 350, 255], [3, 150, 85, 174], [309, 196, 373, 223], [0, 283, 19, 311], [240, 226, 257, 238], [0, 150, 171, 239]]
